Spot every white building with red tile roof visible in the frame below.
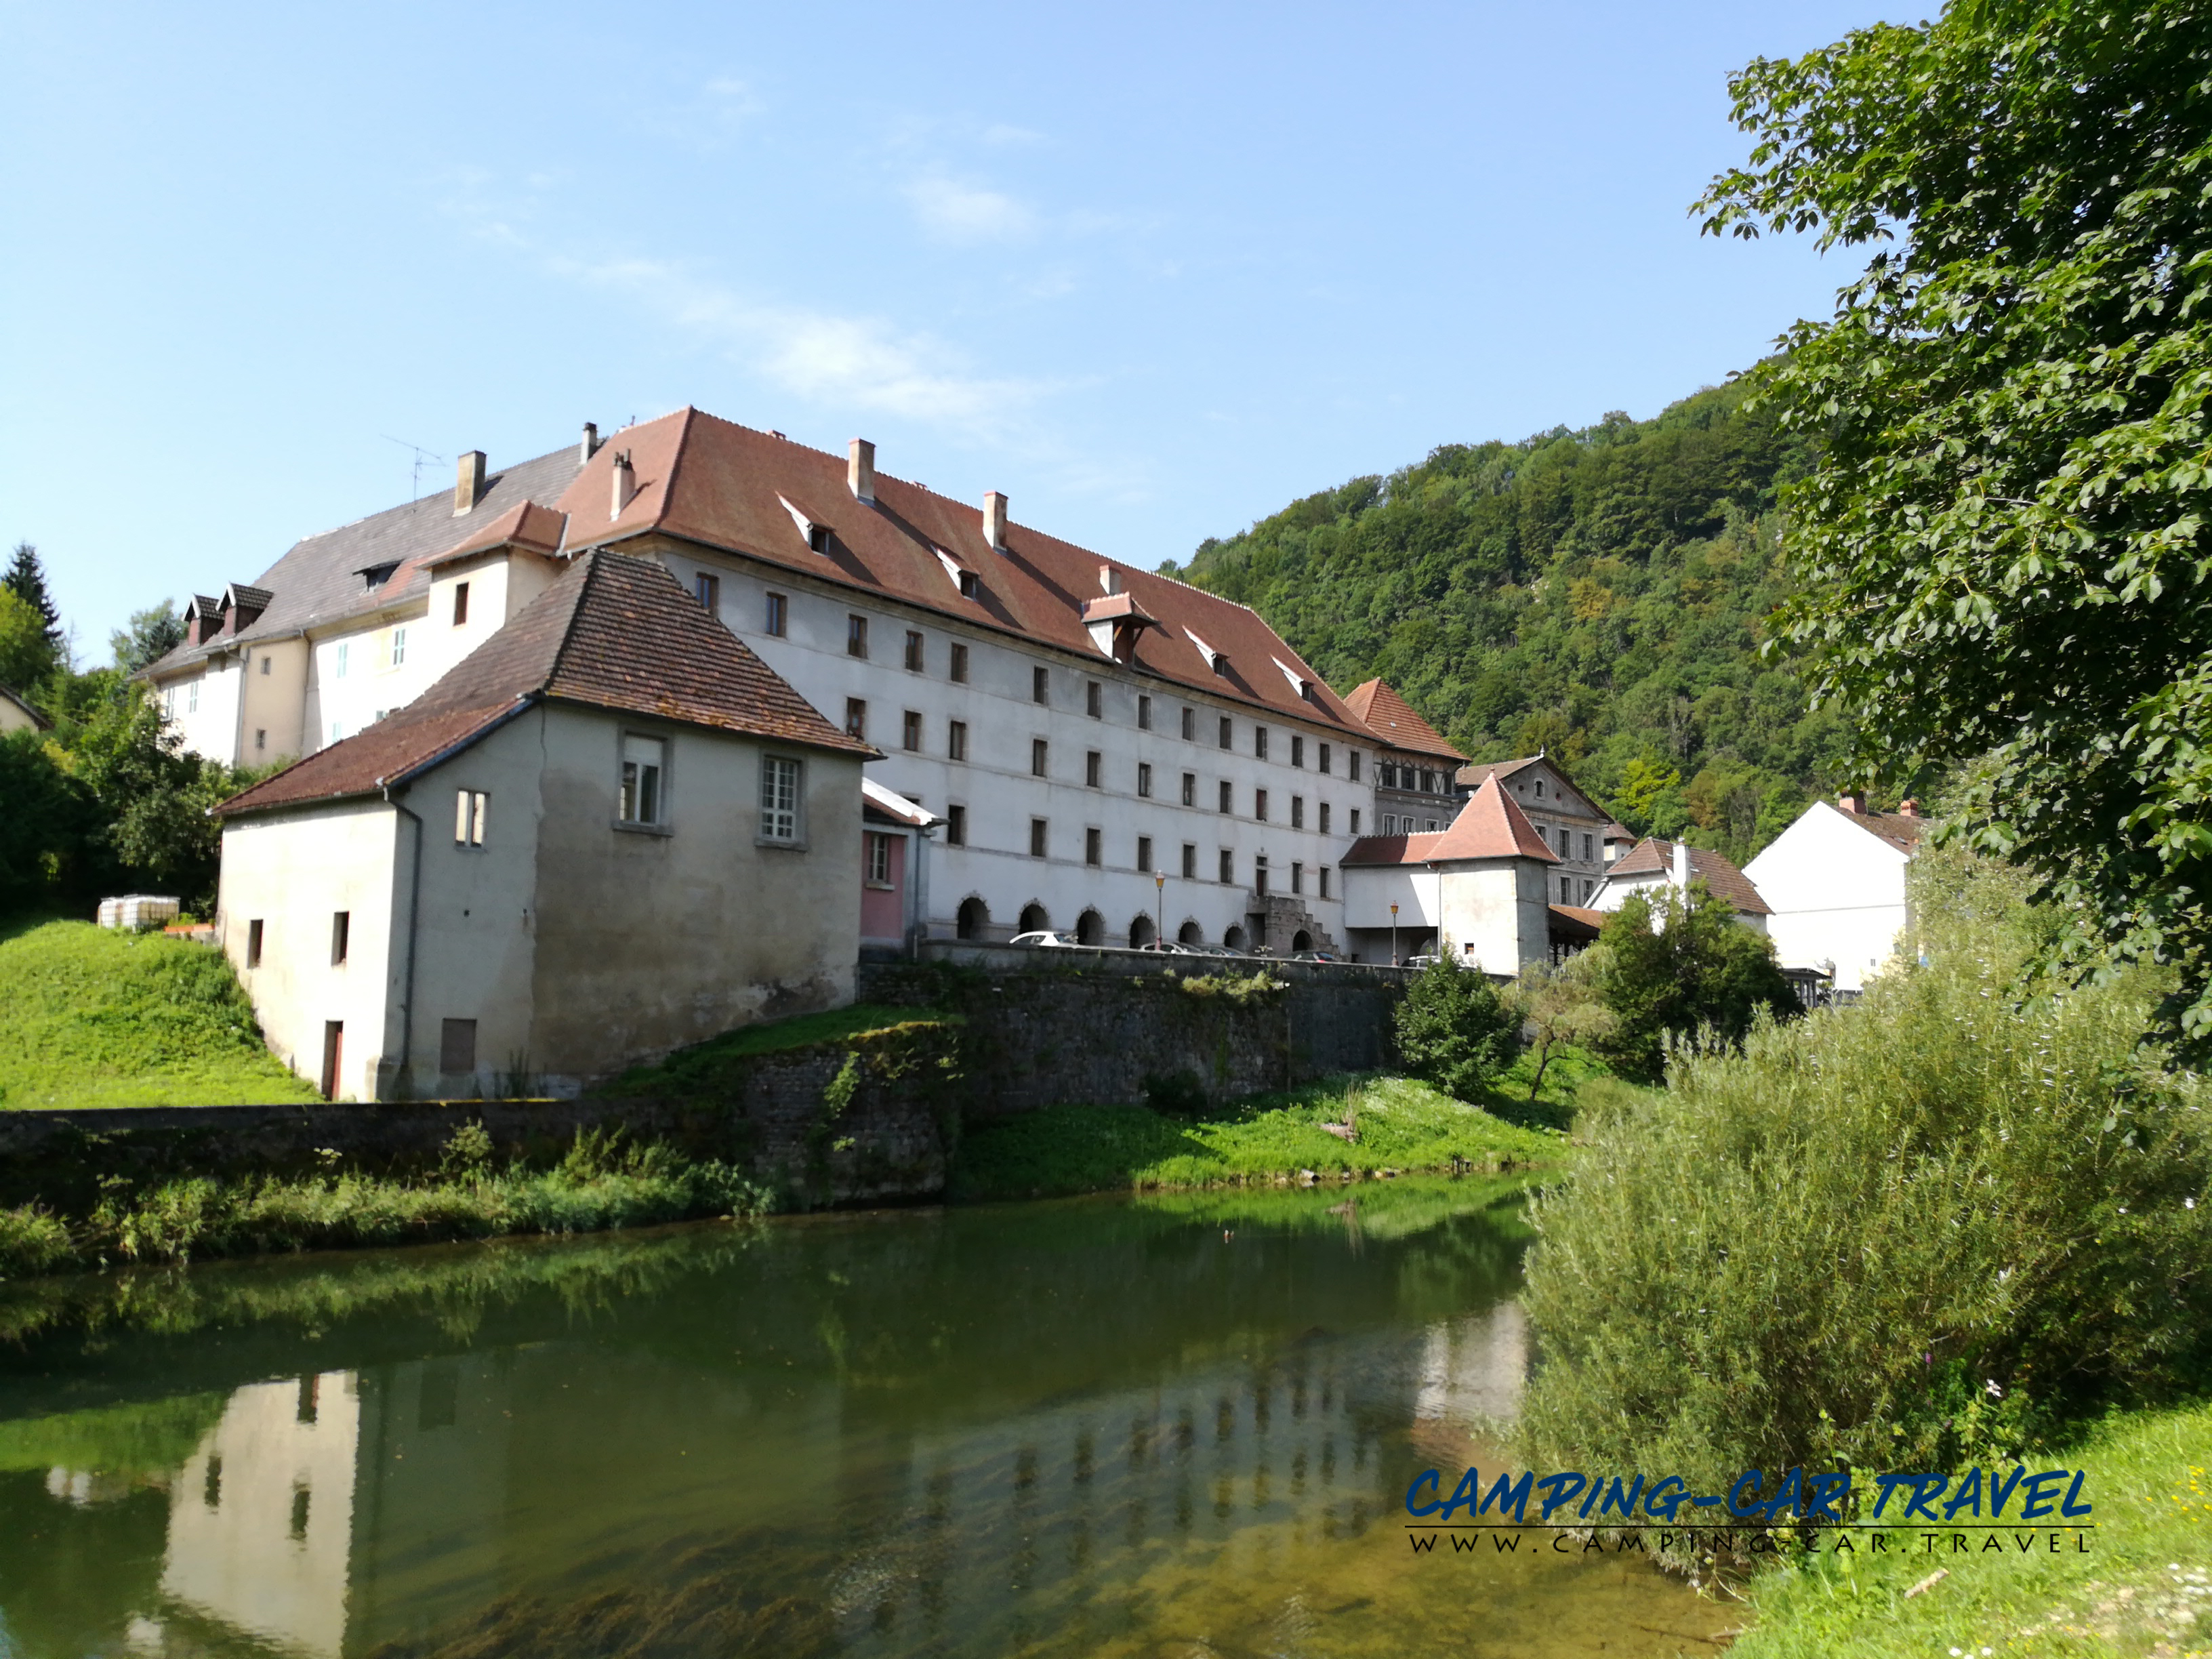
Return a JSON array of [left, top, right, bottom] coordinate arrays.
[[1742, 794, 1930, 991], [1590, 836, 1772, 933], [1337, 776, 1559, 970]]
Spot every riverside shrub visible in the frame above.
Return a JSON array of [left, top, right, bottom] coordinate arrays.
[[1516, 847, 2212, 1498], [1582, 881, 1800, 1083], [1393, 959, 1520, 1101]]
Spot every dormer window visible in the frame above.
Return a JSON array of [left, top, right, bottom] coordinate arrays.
[[361, 562, 399, 591], [959, 570, 979, 598], [809, 525, 830, 553], [935, 548, 980, 600]]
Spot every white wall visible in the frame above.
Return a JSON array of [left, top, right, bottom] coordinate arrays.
[[1743, 801, 1912, 991]]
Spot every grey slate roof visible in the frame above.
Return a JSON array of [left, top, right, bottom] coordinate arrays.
[[143, 445, 586, 676]]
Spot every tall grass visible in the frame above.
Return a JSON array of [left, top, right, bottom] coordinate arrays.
[[1515, 846, 2212, 1497]]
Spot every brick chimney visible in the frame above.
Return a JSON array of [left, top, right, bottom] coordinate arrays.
[[580, 422, 599, 463], [848, 438, 876, 504], [1899, 798, 1921, 817], [610, 450, 635, 519], [983, 490, 1008, 551], [453, 450, 487, 515], [1839, 790, 1867, 815]]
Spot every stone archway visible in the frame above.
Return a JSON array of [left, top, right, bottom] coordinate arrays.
[[1223, 925, 1248, 951], [1292, 929, 1313, 953], [1128, 914, 1156, 949], [957, 897, 989, 940], [1019, 903, 1050, 934], [1076, 909, 1105, 947], [1178, 920, 1204, 945]]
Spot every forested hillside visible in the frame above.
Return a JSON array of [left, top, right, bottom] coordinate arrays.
[[1163, 382, 1851, 863]]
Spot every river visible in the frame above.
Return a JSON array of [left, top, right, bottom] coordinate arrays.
[[0, 1179, 1734, 1657]]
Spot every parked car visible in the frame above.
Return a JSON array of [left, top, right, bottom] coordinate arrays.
[[1404, 953, 1440, 968], [1291, 951, 1340, 963], [1138, 941, 1204, 955], [1009, 930, 1078, 948]]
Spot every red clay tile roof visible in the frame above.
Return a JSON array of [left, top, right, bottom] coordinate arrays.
[[1340, 777, 1559, 865], [1605, 838, 1772, 916], [218, 551, 872, 816], [432, 499, 570, 566], [1343, 678, 1467, 762], [548, 409, 1368, 737], [1549, 903, 1606, 939], [1836, 804, 1929, 853]]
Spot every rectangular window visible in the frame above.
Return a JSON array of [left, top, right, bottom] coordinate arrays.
[[1086, 680, 1103, 718], [765, 592, 787, 636], [1561, 876, 1573, 903], [1255, 726, 1269, 760], [1350, 808, 1361, 835], [1292, 862, 1303, 896], [1349, 752, 1363, 783], [1218, 716, 1232, 750], [1086, 750, 1102, 787], [905, 630, 925, 671], [1255, 788, 1269, 822], [1319, 802, 1331, 834], [1292, 734, 1304, 768], [260, 654, 270, 675], [760, 755, 800, 842], [1030, 818, 1048, 858], [254, 728, 266, 752], [949, 642, 969, 682], [1033, 665, 1050, 704], [1182, 843, 1197, 879], [1137, 835, 1153, 873], [1255, 857, 1269, 897], [619, 735, 667, 824], [902, 710, 922, 751], [188, 679, 199, 714], [1085, 827, 1102, 866], [1218, 849, 1234, 884], [1181, 771, 1197, 806], [1581, 878, 1595, 902], [946, 803, 967, 846], [958, 569, 980, 598], [440, 1018, 477, 1073], [1137, 762, 1153, 798], [845, 699, 867, 739], [453, 581, 471, 625], [948, 720, 968, 761], [1583, 833, 1595, 861], [335, 642, 349, 680], [1319, 866, 1331, 899], [1181, 706, 1195, 741], [1032, 739, 1048, 777], [1218, 780, 1233, 814], [162, 686, 176, 718], [331, 911, 350, 966], [454, 790, 488, 846], [846, 615, 869, 658], [693, 572, 718, 612], [867, 833, 894, 886], [809, 523, 831, 554], [1557, 827, 1570, 857], [1138, 695, 1153, 730], [1383, 813, 1398, 835], [390, 626, 407, 668], [247, 919, 264, 968], [1319, 742, 1331, 775]]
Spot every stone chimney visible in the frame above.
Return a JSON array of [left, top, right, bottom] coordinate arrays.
[[1839, 790, 1867, 815], [610, 450, 635, 520], [1899, 798, 1921, 817], [1673, 839, 1690, 889], [983, 490, 1008, 551], [580, 422, 599, 463], [848, 438, 876, 504], [453, 450, 487, 515], [1099, 564, 1123, 596]]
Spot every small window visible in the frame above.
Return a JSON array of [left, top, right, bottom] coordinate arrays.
[[693, 572, 718, 613], [247, 919, 264, 968], [335, 642, 349, 680], [760, 755, 800, 843], [260, 653, 271, 676], [1292, 862, 1303, 896], [847, 615, 869, 658], [163, 686, 176, 717], [1086, 681, 1102, 718], [1255, 857, 1269, 897], [1349, 752, 1363, 783], [331, 912, 350, 966], [1255, 788, 1269, 822], [1319, 802, 1331, 834], [949, 720, 968, 762], [1557, 827, 1571, 857], [1085, 827, 1102, 866], [1535, 778, 1547, 798], [1291, 734, 1304, 768], [1032, 739, 1048, 777], [1350, 808, 1361, 835], [950, 642, 970, 682], [1218, 848, 1234, 884], [1255, 726, 1269, 760], [1319, 866, 1331, 899], [903, 710, 922, 751], [188, 679, 199, 713], [1181, 771, 1196, 807], [845, 699, 867, 739], [1291, 795, 1304, 829], [1581, 878, 1595, 902], [1212, 654, 1230, 677], [867, 833, 894, 887], [1561, 876, 1572, 903], [1583, 833, 1595, 861], [1086, 750, 1102, 788], [1033, 666, 1050, 704], [905, 630, 925, 672], [1030, 818, 1048, 859], [454, 790, 488, 845], [390, 626, 407, 668], [1137, 835, 1153, 873], [1384, 813, 1398, 835], [1319, 742, 1331, 775], [946, 803, 967, 846], [255, 728, 266, 751], [808, 523, 831, 554], [1218, 716, 1232, 750], [1181, 843, 1197, 879], [958, 569, 980, 599], [620, 735, 667, 824], [1218, 780, 1233, 814], [1137, 762, 1153, 798], [441, 1018, 477, 1073], [765, 592, 787, 636], [1181, 706, 1195, 741], [1138, 695, 1152, 730]]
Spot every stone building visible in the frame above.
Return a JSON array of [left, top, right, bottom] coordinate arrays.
[[1456, 755, 1614, 907]]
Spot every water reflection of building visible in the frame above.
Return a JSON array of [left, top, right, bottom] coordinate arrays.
[[1412, 1304, 1528, 1427]]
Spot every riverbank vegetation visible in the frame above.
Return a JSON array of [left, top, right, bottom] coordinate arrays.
[[0, 917, 316, 1109]]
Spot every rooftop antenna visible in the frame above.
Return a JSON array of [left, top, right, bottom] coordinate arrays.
[[381, 435, 447, 499]]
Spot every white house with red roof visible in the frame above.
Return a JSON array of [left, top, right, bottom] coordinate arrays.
[[1742, 793, 1929, 991], [1338, 776, 1560, 971], [1589, 837, 1773, 932]]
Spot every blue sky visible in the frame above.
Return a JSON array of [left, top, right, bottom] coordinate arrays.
[[3, 1, 1889, 659]]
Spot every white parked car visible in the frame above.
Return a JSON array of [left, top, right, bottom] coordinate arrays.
[[1009, 930, 1079, 948]]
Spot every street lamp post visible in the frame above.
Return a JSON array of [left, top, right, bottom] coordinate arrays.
[[1391, 903, 1399, 968], [1155, 872, 1166, 947]]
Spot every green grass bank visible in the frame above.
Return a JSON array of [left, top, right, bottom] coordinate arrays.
[[0, 918, 316, 1109]]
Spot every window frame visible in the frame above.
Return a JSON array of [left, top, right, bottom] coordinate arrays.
[[765, 592, 788, 636], [1030, 817, 1049, 859], [846, 614, 869, 659], [866, 832, 895, 888], [1084, 826, 1103, 866], [693, 571, 718, 613], [453, 581, 472, 626], [1032, 665, 1050, 705], [946, 802, 968, 846], [948, 720, 968, 762], [844, 698, 867, 740], [905, 630, 925, 672], [1181, 842, 1197, 879], [949, 642, 970, 683], [1032, 739, 1049, 778], [617, 731, 672, 832], [902, 709, 923, 751], [1136, 761, 1153, 798], [758, 753, 805, 848], [1136, 835, 1153, 873], [1086, 680, 1103, 718], [1086, 750, 1102, 788]]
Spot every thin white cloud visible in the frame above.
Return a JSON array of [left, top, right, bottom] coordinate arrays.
[[904, 174, 1037, 245]]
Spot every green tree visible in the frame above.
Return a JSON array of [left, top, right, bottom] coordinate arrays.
[[62, 687, 237, 909], [0, 588, 59, 695], [1513, 958, 1616, 1102], [0, 731, 96, 912], [110, 601, 186, 675], [1583, 883, 1801, 1083], [1393, 958, 1521, 1101], [1698, 0, 2212, 1055], [3, 543, 60, 655]]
